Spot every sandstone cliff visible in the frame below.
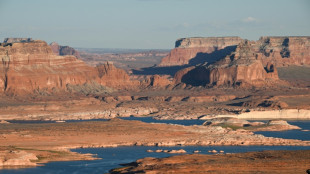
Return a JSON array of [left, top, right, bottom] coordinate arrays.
[[174, 41, 279, 87], [159, 37, 243, 66], [0, 40, 98, 94], [161, 36, 310, 68], [0, 39, 142, 94], [258, 36, 310, 66], [50, 42, 81, 59], [97, 62, 140, 89]]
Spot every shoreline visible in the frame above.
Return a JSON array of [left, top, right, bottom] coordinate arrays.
[[109, 150, 310, 173], [0, 119, 309, 169], [2, 144, 310, 170], [0, 109, 309, 122], [215, 109, 310, 120]]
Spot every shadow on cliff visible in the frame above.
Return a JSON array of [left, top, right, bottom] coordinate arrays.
[[131, 65, 190, 76], [181, 66, 211, 86], [131, 45, 237, 76], [180, 46, 237, 86], [188, 45, 237, 65]]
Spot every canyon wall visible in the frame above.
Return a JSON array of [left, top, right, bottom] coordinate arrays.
[[162, 36, 310, 68], [0, 40, 98, 94], [169, 36, 309, 87], [174, 41, 279, 87], [258, 36, 310, 66], [0, 39, 141, 94], [97, 62, 140, 89], [159, 37, 243, 66]]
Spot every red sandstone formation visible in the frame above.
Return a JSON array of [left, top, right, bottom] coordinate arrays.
[[97, 62, 139, 89], [258, 36, 310, 66], [50, 42, 81, 59], [160, 36, 310, 67], [146, 75, 172, 87], [0, 39, 141, 94], [0, 40, 98, 94], [174, 41, 279, 87], [159, 37, 243, 66]]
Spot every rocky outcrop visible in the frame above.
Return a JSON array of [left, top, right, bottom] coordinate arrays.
[[217, 109, 310, 119], [174, 41, 279, 87], [0, 39, 143, 94], [258, 36, 310, 66], [97, 62, 139, 89], [203, 117, 301, 131], [241, 99, 289, 109], [50, 42, 81, 59], [0, 39, 99, 94], [144, 75, 172, 87], [159, 37, 243, 66], [161, 36, 310, 67], [0, 150, 38, 167], [110, 150, 310, 174], [147, 149, 187, 154], [203, 117, 255, 127], [164, 36, 309, 88]]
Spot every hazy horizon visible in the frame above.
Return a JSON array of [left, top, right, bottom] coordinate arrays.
[[1, 0, 309, 49]]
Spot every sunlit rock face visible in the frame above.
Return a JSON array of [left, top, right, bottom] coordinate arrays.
[[174, 40, 279, 87], [0, 39, 98, 94], [159, 37, 243, 66], [257, 36, 310, 66]]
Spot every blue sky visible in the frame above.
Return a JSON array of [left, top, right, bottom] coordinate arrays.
[[0, 0, 309, 49]]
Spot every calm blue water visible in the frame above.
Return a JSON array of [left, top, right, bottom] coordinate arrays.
[[1, 117, 309, 174], [255, 121, 310, 141], [122, 116, 206, 125], [1, 145, 309, 174], [7, 117, 310, 140], [123, 117, 310, 141]]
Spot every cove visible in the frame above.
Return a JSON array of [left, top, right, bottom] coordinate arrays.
[[1, 145, 310, 174]]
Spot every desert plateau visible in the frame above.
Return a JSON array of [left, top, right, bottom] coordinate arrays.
[[1, 0, 310, 173]]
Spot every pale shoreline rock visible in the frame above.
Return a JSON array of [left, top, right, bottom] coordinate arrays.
[[216, 109, 310, 120]]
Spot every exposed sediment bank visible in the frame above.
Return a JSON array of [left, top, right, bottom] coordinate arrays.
[[0, 119, 309, 168], [217, 109, 310, 120], [110, 150, 310, 174]]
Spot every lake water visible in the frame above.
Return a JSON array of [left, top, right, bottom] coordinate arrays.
[[1, 145, 310, 174], [1, 117, 309, 174], [9, 117, 310, 140], [255, 121, 310, 141]]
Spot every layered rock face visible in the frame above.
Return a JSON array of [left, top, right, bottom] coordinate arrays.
[[170, 36, 310, 87], [258, 36, 310, 66], [97, 62, 139, 89], [174, 41, 279, 87], [50, 42, 81, 59], [145, 75, 172, 87], [159, 37, 243, 66], [0, 40, 99, 94], [0, 39, 144, 94]]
